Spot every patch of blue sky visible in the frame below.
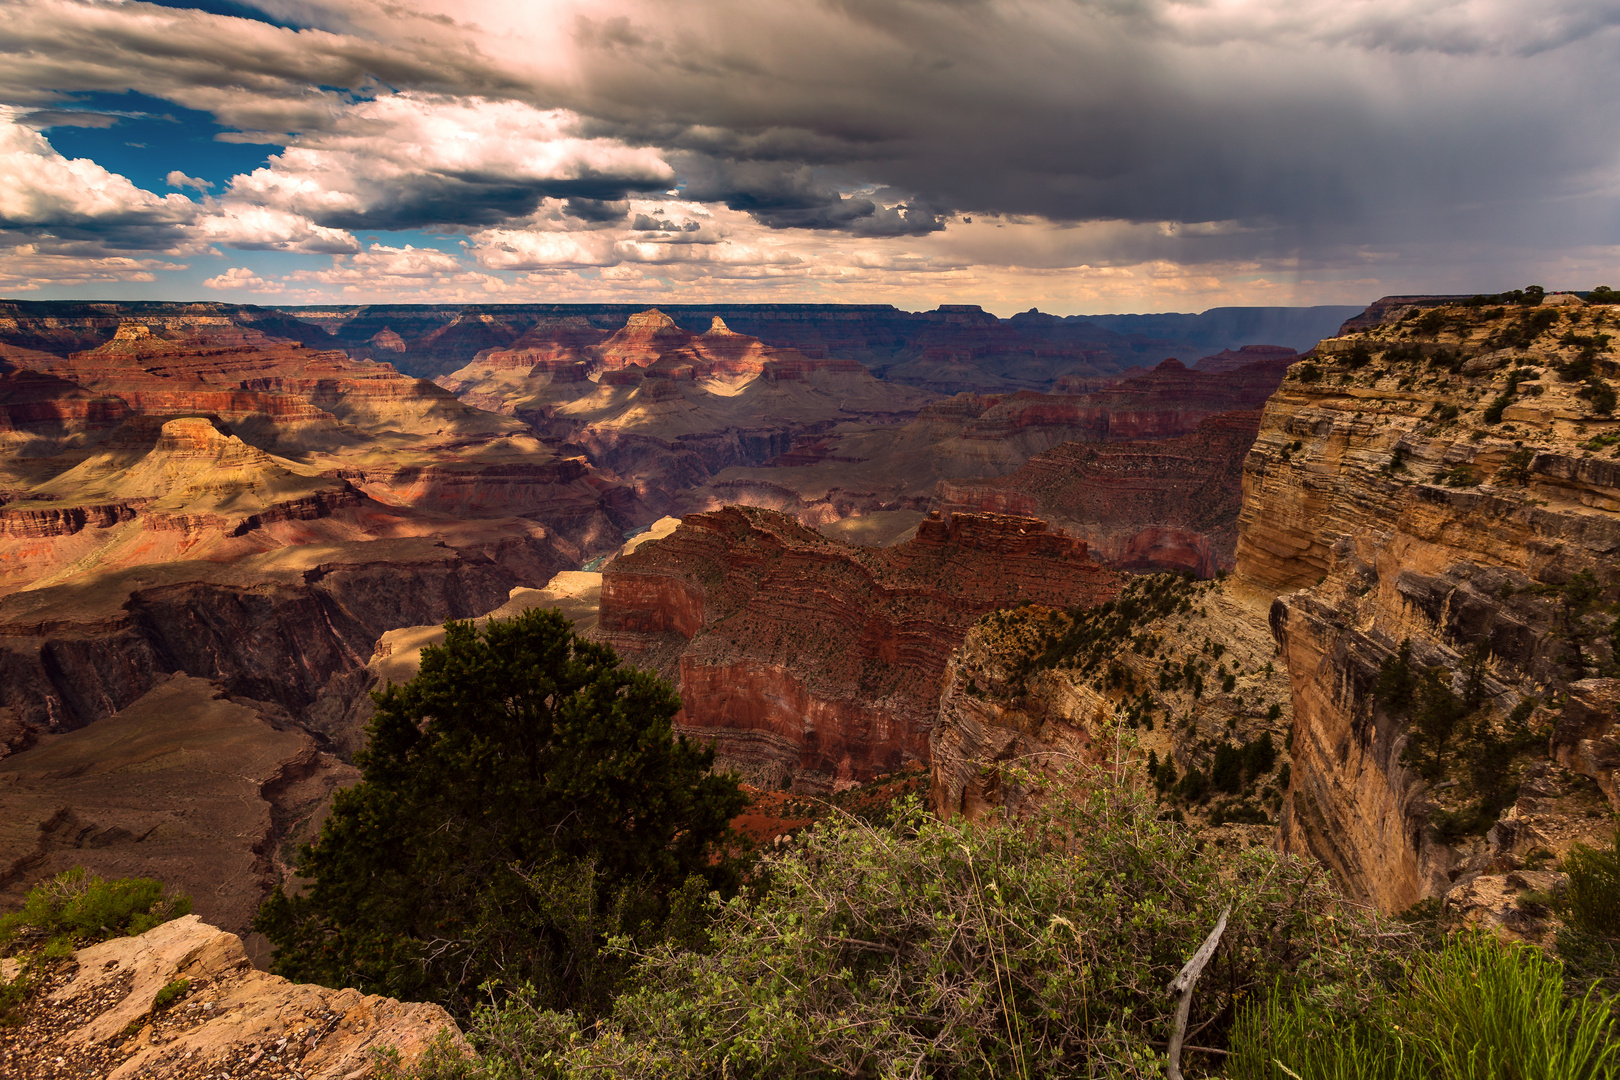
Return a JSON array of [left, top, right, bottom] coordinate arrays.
[[38, 91, 276, 195], [137, 0, 314, 32]]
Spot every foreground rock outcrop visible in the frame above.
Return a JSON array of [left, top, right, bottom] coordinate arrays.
[[0, 915, 458, 1080], [598, 506, 1118, 790]]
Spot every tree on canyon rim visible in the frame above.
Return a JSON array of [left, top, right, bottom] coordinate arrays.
[[254, 609, 746, 1016]]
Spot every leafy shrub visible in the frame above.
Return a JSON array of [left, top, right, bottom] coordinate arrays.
[[1588, 284, 1620, 305], [152, 978, 190, 1011], [438, 771, 1410, 1080], [1578, 378, 1616, 414], [1497, 446, 1534, 485], [1414, 310, 1446, 336], [0, 868, 191, 950], [0, 968, 28, 1027], [1294, 362, 1322, 383], [1432, 464, 1477, 488]]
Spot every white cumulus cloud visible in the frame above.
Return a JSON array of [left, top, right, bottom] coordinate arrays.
[[224, 94, 675, 230], [203, 265, 284, 292]]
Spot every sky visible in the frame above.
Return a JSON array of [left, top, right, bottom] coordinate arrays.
[[2, 0, 1619, 314]]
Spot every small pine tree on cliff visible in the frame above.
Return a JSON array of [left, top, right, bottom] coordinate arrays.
[[255, 609, 745, 1016]]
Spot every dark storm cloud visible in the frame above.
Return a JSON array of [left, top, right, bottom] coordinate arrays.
[[5, 0, 1620, 274], [552, 0, 1620, 258], [676, 158, 944, 236]]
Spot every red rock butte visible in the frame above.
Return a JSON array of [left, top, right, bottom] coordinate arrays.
[[597, 505, 1118, 791]]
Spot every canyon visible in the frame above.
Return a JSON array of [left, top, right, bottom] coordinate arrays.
[[597, 506, 1118, 791], [678, 353, 1291, 544], [923, 294, 1620, 936], [6, 290, 1613, 959], [0, 299, 1357, 390]]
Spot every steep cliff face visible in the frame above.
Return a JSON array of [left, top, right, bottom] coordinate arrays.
[[0, 539, 524, 737], [677, 357, 1290, 536], [936, 410, 1262, 576], [1249, 297, 1620, 912], [597, 506, 1117, 791]]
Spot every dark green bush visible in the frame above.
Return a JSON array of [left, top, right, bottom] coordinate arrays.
[[1243, 732, 1277, 779], [255, 609, 746, 1018], [1578, 378, 1616, 414], [1211, 742, 1244, 794], [152, 977, 190, 1011]]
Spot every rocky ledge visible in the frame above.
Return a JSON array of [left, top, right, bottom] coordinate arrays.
[[0, 915, 458, 1080]]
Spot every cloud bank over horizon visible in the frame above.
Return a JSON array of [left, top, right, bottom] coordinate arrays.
[[1, 0, 1618, 312]]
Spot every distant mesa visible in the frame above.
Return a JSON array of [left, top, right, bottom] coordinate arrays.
[[1193, 343, 1299, 373]]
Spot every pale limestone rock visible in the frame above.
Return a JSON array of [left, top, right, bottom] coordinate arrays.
[[50, 915, 461, 1080]]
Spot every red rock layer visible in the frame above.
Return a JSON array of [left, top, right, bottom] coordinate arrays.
[[598, 506, 1118, 790], [50, 323, 501, 451], [907, 354, 1288, 446], [471, 310, 832, 383], [0, 363, 131, 441], [936, 410, 1265, 577]]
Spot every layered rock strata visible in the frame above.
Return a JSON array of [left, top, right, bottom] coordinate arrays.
[[597, 506, 1118, 791], [0, 538, 524, 737], [679, 356, 1290, 536], [936, 410, 1263, 576], [1252, 298, 1620, 911], [439, 309, 935, 521]]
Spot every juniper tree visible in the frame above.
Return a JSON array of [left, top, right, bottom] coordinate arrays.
[[255, 609, 745, 1016]]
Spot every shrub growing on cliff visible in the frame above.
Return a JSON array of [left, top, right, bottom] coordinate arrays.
[[0, 868, 191, 952], [255, 609, 746, 1017], [424, 768, 1411, 1080]]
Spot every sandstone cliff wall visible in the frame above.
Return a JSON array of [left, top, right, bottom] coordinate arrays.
[[0, 543, 523, 737], [937, 410, 1262, 576], [1247, 299, 1620, 912]]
